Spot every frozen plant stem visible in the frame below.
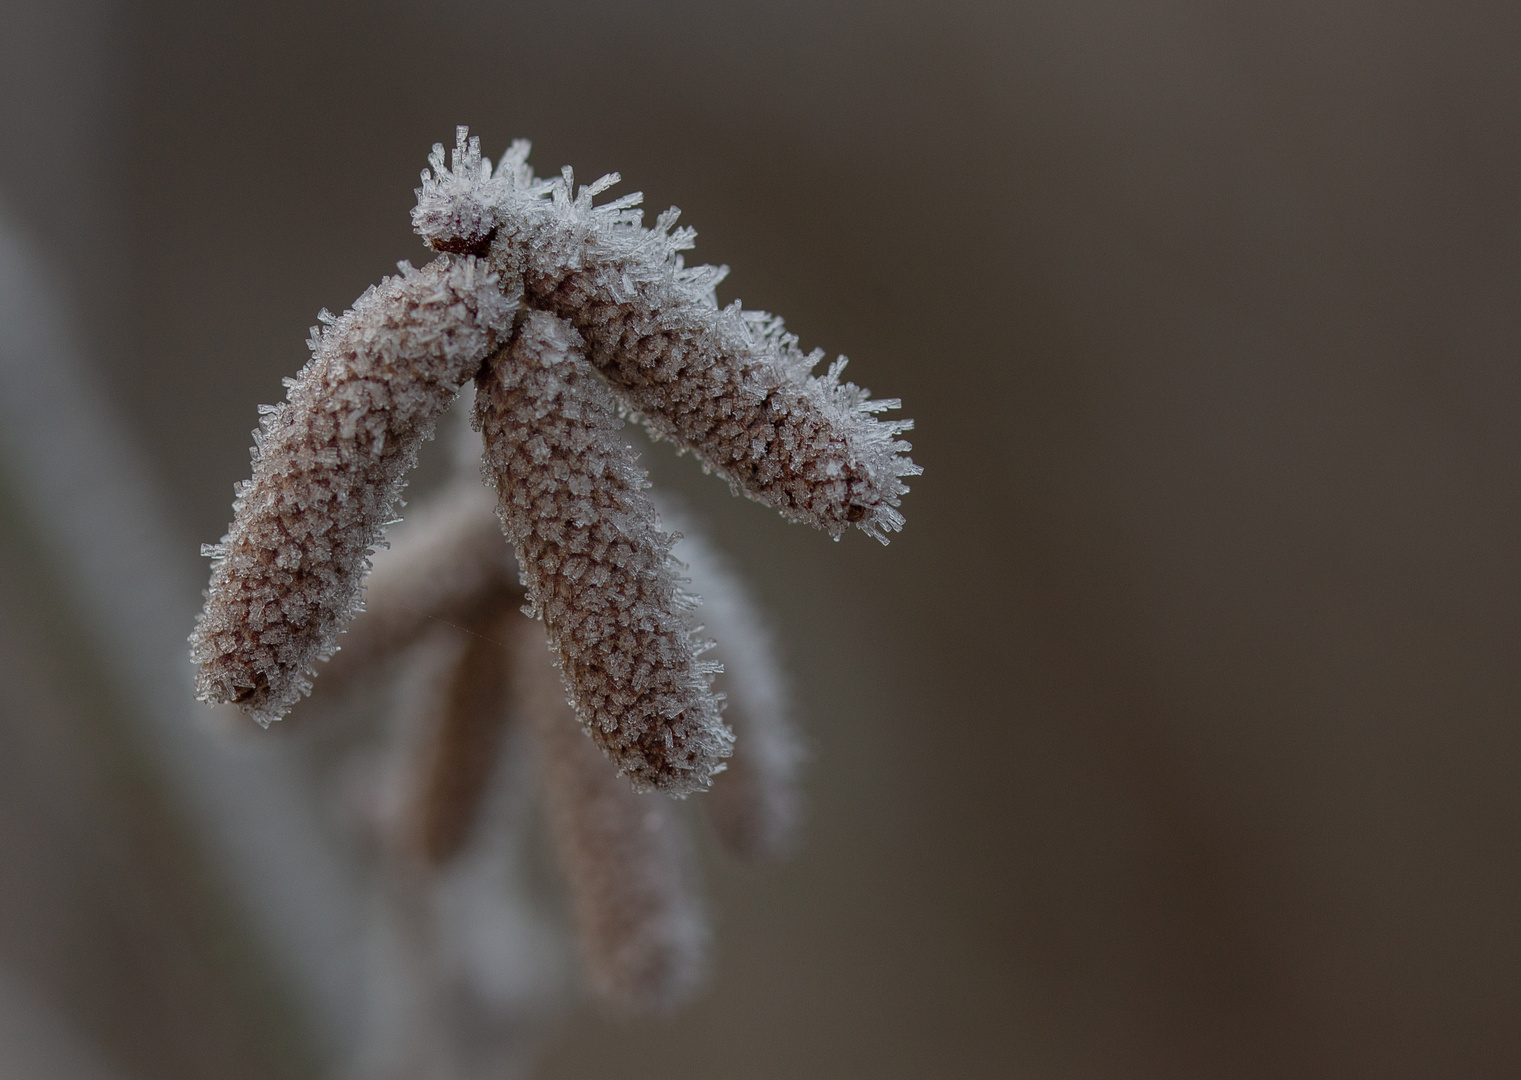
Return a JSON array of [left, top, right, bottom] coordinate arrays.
[[193, 126, 919, 796]]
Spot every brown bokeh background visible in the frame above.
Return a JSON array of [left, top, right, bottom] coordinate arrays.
[[3, 1, 1520, 1077]]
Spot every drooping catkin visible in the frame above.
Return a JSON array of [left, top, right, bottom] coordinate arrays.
[[318, 479, 520, 694], [413, 129, 920, 543], [664, 510, 804, 861], [193, 256, 518, 723], [474, 310, 731, 794], [511, 616, 706, 1011]]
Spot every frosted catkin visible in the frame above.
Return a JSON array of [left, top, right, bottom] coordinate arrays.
[[413, 129, 921, 544], [512, 616, 706, 1011], [474, 310, 732, 794], [192, 256, 518, 724], [665, 512, 804, 861], [318, 479, 520, 693]]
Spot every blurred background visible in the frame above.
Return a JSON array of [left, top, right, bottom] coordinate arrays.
[[2, 1, 1520, 1077]]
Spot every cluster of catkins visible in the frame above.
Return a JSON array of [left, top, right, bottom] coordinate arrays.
[[190, 128, 917, 1008], [322, 470, 800, 1014]]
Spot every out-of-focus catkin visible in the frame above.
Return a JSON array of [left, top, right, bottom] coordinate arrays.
[[405, 603, 520, 865], [512, 616, 706, 1010], [666, 513, 805, 860], [318, 480, 515, 694]]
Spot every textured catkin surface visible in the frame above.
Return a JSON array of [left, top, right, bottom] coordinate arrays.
[[513, 616, 705, 1010], [411, 132, 918, 544], [192, 256, 518, 723], [474, 310, 731, 794], [527, 262, 902, 538]]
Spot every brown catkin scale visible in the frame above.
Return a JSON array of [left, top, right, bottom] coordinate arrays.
[[474, 310, 732, 794], [192, 256, 518, 723], [511, 616, 706, 1010]]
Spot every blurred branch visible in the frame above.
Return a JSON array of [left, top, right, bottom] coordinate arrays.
[[0, 204, 368, 1067]]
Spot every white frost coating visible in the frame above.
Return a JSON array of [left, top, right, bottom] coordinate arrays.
[[192, 256, 518, 724], [662, 503, 805, 860], [0, 208, 367, 1059], [475, 310, 732, 794], [414, 127, 921, 543]]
